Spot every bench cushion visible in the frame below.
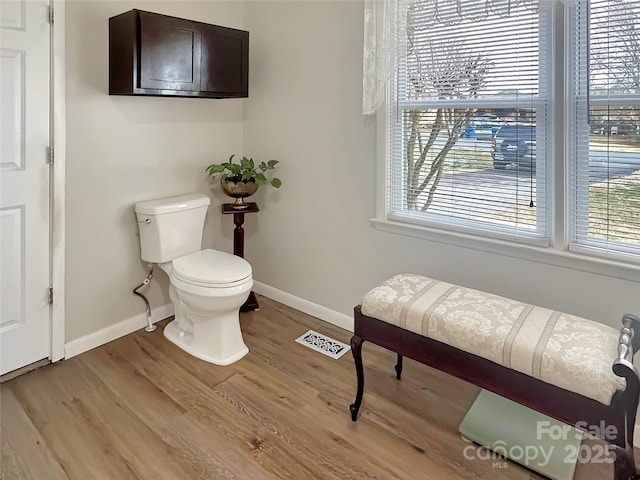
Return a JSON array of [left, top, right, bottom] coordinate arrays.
[[361, 274, 625, 405]]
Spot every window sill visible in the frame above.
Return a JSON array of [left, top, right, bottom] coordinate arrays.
[[371, 217, 640, 283]]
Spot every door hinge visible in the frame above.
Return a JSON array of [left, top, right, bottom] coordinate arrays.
[[48, 5, 54, 24], [47, 146, 54, 165], [48, 287, 54, 305]]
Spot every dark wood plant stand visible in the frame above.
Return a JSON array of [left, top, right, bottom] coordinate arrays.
[[222, 202, 259, 312]]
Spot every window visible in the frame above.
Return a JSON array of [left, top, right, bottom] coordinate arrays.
[[383, 0, 640, 264], [569, 0, 640, 262], [389, 1, 551, 245]]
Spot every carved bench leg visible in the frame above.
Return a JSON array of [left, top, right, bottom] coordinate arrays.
[[395, 354, 403, 380], [610, 445, 639, 480], [350, 335, 365, 421]]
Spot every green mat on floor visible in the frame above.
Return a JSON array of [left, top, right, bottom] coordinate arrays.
[[459, 390, 583, 480]]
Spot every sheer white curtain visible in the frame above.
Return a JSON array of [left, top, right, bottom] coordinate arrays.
[[362, 0, 407, 115]]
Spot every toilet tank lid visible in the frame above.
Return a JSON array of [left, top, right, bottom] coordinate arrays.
[[135, 194, 210, 215]]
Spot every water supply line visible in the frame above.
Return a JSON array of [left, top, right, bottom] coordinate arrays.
[[133, 263, 157, 332]]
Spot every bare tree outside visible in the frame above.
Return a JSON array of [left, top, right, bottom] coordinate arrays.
[[405, 5, 491, 210], [592, 3, 640, 94], [590, 3, 640, 134]]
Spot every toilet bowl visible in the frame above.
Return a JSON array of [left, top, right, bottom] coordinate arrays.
[[134, 194, 253, 366], [161, 249, 252, 365]]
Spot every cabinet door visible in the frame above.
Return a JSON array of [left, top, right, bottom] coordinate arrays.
[[200, 25, 248, 96], [139, 12, 201, 91]]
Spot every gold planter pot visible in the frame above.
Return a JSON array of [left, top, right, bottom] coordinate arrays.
[[221, 179, 259, 209]]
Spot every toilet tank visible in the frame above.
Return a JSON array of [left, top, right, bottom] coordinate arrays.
[[135, 193, 210, 263]]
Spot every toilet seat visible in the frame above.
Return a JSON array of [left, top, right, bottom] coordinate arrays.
[[171, 249, 252, 288]]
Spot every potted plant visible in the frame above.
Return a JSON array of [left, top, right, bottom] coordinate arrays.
[[206, 155, 282, 209]]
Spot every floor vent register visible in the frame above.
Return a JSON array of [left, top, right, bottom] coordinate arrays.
[[295, 330, 350, 360]]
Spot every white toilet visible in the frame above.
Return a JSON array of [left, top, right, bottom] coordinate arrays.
[[135, 193, 252, 365]]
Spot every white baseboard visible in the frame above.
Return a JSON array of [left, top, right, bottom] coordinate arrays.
[[63, 282, 352, 361], [64, 303, 174, 359], [253, 281, 353, 332]]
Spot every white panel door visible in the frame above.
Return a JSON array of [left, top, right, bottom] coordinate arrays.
[[0, 0, 50, 375]]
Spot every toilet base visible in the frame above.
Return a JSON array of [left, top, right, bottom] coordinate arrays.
[[163, 318, 249, 366]]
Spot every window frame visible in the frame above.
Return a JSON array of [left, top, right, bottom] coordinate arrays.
[[371, 0, 640, 282]]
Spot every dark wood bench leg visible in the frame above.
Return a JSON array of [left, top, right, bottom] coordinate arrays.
[[395, 354, 403, 380], [611, 322, 640, 480], [349, 335, 365, 421], [610, 445, 638, 480]]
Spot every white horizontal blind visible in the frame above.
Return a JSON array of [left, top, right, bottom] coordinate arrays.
[[569, 0, 640, 263], [389, 0, 551, 244]]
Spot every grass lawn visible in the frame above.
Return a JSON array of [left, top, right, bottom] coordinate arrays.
[[589, 174, 640, 244]]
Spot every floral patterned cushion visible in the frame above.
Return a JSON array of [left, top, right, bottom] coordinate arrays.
[[361, 274, 625, 405]]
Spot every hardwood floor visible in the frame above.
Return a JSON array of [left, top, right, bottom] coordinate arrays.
[[1, 295, 615, 479]]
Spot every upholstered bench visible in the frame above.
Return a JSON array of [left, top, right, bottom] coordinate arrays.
[[349, 274, 640, 480]]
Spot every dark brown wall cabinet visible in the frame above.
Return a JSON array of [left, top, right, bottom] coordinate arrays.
[[109, 10, 248, 98]]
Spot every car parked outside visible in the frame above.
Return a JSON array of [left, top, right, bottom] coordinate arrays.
[[464, 118, 504, 140], [491, 124, 537, 170]]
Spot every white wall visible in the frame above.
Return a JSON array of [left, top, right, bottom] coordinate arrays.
[[65, 0, 244, 342], [64, 0, 638, 345], [242, 0, 640, 329]]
